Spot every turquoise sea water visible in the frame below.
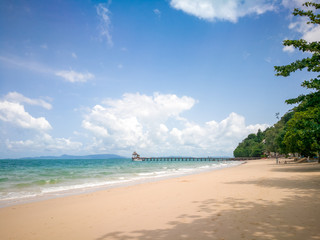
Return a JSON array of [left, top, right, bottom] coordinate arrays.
[[0, 158, 241, 206]]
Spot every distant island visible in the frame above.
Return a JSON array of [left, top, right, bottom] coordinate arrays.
[[19, 154, 126, 160]]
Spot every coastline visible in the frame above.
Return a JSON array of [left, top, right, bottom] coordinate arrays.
[[0, 158, 319, 240], [0, 160, 243, 208]]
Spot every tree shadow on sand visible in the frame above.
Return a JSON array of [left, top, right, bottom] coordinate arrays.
[[96, 172, 320, 240], [271, 163, 320, 173], [227, 175, 320, 194]]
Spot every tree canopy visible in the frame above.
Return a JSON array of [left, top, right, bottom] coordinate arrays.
[[233, 130, 265, 158], [274, 2, 320, 105], [234, 1, 320, 158]]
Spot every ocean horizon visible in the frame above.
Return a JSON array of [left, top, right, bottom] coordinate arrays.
[[0, 157, 242, 207]]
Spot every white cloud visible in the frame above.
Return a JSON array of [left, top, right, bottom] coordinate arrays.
[[281, 0, 306, 9], [5, 92, 52, 110], [82, 93, 268, 156], [169, 0, 275, 22], [154, 9, 161, 16], [55, 70, 94, 83], [0, 56, 94, 84], [96, 3, 113, 46], [288, 17, 320, 42], [0, 92, 52, 131], [71, 52, 77, 59], [6, 134, 82, 152], [300, 24, 320, 43], [265, 57, 272, 63], [0, 92, 82, 155], [282, 1, 320, 51], [0, 100, 52, 131], [0, 55, 52, 74], [283, 45, 295, 53], [82, 120, 109, 137]]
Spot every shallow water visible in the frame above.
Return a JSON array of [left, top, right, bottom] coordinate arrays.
[[0, 158, 242, 206]]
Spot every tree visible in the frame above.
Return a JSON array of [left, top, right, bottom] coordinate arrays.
[[274, 2, 320, 108], [283, 107, 320, 157], [233, 130, 265, 157], [264, 111, 293, 155], [274, 1, 320, 157]]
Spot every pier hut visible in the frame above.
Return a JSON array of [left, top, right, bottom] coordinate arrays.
[[132, 152, 142, 161]]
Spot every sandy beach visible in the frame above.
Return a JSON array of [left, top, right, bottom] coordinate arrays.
[[0, 159, 319, 240]]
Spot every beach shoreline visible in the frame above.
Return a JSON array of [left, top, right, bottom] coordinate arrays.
[[0, 158, 319, 240], [0, 160, 244, 208]]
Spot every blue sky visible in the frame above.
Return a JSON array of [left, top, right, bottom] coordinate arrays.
[[0, 0, 319, 158]]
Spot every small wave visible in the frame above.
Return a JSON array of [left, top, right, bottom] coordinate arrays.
[[15, 183, 33, 188], [0, 177, 9, 182], [35, 179, 61, 185], [199, 165, 211, 169], [0, 192, 38, 201], [177, 168, 194, 172], [42, 179, 132, 194], [137, 172, 155, 176]]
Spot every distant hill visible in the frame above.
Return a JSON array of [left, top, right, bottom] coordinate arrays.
[[20, 154, 127, 160]]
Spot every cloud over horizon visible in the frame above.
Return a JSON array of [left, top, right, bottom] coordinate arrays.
[[0, 92, 82, 156], [0, 90, 269, 157], [82, 93, 268, 156], [0, 93, 52, 131]]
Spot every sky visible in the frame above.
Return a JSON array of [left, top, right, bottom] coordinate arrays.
[[0, 0, 319, 158]]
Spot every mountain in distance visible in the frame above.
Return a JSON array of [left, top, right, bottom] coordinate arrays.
[[20, 154, 127, 160]]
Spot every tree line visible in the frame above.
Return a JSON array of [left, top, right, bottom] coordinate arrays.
[[234, 2, 320, 158]]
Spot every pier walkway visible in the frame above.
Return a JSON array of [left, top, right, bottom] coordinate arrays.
[[131, 152, 260, 162]]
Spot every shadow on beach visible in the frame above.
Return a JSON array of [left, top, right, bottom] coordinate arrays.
[[271, 163, 320, 173], [96, 166, 320, 240], [227, 176, 320, 193], [96, 196, 320, 240]]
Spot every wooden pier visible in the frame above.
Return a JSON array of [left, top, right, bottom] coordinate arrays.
[[131, 152, 259, 162]]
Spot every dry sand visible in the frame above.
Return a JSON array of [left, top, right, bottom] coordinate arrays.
[[0, 159, 319, 240]]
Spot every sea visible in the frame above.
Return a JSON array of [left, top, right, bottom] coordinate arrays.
[[0, 158, 242, 207]]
